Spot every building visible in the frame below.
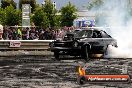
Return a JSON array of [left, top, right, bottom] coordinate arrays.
[[74, 10, 96, 27]]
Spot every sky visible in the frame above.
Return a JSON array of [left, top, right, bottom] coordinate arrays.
[[13, 0, 90, 10]]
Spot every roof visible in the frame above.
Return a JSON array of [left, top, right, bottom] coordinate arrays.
[[80, 27, 102, 31]]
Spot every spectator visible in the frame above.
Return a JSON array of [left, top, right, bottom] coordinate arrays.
[[55, 29, 59, 39], [43, 28, 50, 40], [1, 26, 76, 40], [29, 27, 38, 40], [51, 30, 56, 39], [38, 28, 45, 40], [2, 27, 8, 40], [17, 27, 22, 40], [22, 27, 29, 40], [0, 24, 3, 40], [12, 28, 18, 40], [8, 27, 13, 40]]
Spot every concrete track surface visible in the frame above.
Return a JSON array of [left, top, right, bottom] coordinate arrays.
[[0, 56, 132, 88]]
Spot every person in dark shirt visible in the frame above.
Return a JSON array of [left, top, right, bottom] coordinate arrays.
[[8, 27, 13, 40], [12, 28, 17, 40], [29, 27, 38, 40], [43, 28, 52, 40], [22, 27, 29, 40], [38, 28, 45, 40], [2, 27, 8, 40]]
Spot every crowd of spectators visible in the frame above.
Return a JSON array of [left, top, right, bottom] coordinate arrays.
[[2, 26, 75, 40]]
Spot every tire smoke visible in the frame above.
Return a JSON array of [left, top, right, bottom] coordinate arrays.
[[90, 0, 132, 58]]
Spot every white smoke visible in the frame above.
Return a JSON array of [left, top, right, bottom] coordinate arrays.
[[90, 0, 132, 58]]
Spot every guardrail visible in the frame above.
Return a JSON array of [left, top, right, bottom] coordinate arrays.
[[0, 40, 54, 51]]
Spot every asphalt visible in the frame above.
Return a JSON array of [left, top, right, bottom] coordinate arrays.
[[0, 56, 131, 88]]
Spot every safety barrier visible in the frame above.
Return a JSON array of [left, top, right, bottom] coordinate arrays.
[[0, 40, 54, 51]]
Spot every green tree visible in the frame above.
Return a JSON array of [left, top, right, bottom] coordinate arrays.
[[1, 0, 17, 9], [60, 2, 77, 27], [0, 8, 6, 25], [19, 0, 36, 13], [31, 6, 49, 29], [43, 0, 58, 28], [4, 5, 21, 26]]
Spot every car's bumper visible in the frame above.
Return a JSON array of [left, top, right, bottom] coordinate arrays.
[[49, 47, 81, 51]]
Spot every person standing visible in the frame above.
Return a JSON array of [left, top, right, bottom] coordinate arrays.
[[0, 24, 3, 40], [29, 27, 38, 40], [17, 27, 22, 40], [22, 27, 29, 40]]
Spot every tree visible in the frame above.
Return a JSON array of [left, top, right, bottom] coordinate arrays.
[[0, 8, 6, 25], [1, 0, 17, 9], [4, 5, 21, 26], [19, 0, 36, 13], [43, 0, 58, 28], [31, 6, 49, 29], [60, 2, 77, 27]]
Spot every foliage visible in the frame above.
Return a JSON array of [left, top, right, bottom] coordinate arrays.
[[31, 0, 61, 29], [31, 6, 49, 29], [43, 0, 58, 28], [0, 5, 21, 26], [0, 8, 6, 25], [0, 0, 78, 28], [60, 2, 77, 27], [1, 0, 16, 9]]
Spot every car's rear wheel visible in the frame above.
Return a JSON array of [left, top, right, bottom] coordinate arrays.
[[54, 51, 60, 60], [103, 45, 110, 58], [77, 76, 86, 85], [81, 45, 90, 61]]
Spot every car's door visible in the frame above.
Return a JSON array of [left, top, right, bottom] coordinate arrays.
[[90, 30, 104, 53], [100, 31, 113, 45], [100, 31, 114, 51]]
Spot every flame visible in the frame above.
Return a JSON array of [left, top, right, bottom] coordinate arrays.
[[78, 66, 85, 76]]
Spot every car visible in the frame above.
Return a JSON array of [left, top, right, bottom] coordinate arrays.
[[77, 65, 130, 85], [49, 28, 117, 61]]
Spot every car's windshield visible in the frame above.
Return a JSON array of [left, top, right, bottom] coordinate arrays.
[[73, 30, 92, 38]]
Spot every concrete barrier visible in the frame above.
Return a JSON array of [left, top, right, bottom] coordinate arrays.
[[0, 40, 54, 56], [0, 40, 54, 51]]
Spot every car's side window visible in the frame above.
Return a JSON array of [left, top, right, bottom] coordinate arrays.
[[92, 32, 97, 38], [101, 31, 111, 38], [92, 30, 102, 38]]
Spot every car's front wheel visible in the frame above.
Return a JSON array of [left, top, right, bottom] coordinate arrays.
[[103, 45, 112, 58], [54, 51, 60, 60], [81, 45, 90, 61]]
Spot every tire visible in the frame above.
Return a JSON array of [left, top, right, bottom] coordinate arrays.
[[54, 51, 60, 60], [77, 76, 86, 85], [127, 77, 131, 84], [103, 45, 109, 58], [81, 45, 90, 61]]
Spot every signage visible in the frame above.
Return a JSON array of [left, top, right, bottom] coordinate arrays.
[[22, 4, 31, 27], [9, 41, 21, 48]]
